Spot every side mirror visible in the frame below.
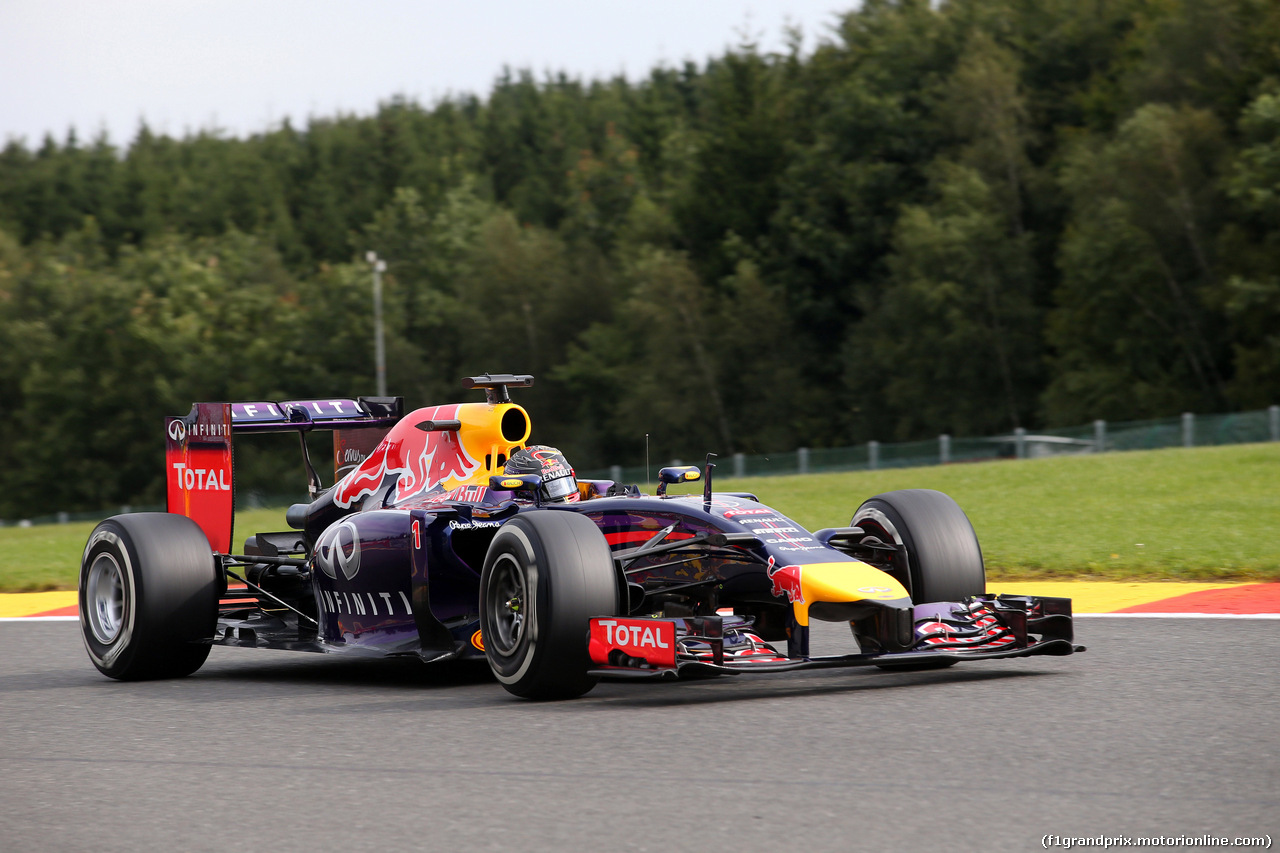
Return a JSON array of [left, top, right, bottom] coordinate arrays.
[[656, 465, 701, 497], [490, 474, 542, 493]]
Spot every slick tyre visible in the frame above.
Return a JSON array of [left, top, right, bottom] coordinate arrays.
[[851, 489, 985, 605], [79, 513, 219, 680], [852, 490, 984, 671], [479, 511, 618, 700]]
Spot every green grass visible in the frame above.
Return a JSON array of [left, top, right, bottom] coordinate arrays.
[[658, 442, 1280, 582], [0, 507, 292, 593], [3, 443, 1278, 592]]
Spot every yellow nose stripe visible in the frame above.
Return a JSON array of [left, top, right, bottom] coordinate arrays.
[[785, 561, 909, 626]]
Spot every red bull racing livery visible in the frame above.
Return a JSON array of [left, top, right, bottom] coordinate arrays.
[[79, 374, 1083, 699]]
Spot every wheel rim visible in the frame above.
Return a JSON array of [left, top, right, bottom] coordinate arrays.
[[852, 506, 913, 599], [86, 553, 126, 644], [852, 507, 901, 546], [486, 553, 527, 656]]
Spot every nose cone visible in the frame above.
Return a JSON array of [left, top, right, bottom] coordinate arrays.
[[775, 561, 910, 626]]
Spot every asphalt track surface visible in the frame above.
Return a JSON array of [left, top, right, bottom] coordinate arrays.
[[1, 619, 1275, 852]]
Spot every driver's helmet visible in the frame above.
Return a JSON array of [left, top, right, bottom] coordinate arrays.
[[504, 445, 580, 503]]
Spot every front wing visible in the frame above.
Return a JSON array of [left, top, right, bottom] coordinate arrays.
[[586, 594, 1085, 680]]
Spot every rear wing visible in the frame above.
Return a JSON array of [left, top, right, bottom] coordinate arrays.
[[165, 397, 403, 554]]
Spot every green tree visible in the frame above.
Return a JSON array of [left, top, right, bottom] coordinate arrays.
[[941, 32, 1033, 235], [560, 123, 642, 252], [553, 248, 726, 463], [1045, 103, 1230, 422], [451, 209, 617, 440], [676, 46, 790, 283], [1220, 92, 1280, 406], [848, 162, 1040, 439]]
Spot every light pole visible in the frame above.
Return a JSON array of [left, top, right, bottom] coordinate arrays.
[[365, 251, 387, 397]]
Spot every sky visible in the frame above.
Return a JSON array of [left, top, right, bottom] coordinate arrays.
[[1, 0, 852, 148]]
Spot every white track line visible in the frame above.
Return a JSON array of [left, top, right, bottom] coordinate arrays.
[[0, 616, 79, 622]]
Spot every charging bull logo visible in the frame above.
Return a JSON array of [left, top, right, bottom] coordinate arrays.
[[332, 440, 407, 508], [766, 556, 804, 604], [393, 410, 478, 502], [527, 446, 570, 479], [332, 405, 479, 508]]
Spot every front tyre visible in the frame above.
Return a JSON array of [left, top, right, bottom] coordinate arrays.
[[851, 489, 985, 604], [79, 513, 219, 680], [479, 511, 618, 700], [852, 490, 985, 672]]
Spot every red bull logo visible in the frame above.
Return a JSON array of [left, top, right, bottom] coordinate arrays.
[[333, 405, 479, 508], [333, 439, 405, 508], [766, 557, 804, 604], [393, 407, 478, 502]]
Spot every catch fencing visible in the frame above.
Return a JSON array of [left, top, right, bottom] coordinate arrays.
[[582, 405, 1280, 485], [4, 406, 1278, 527]]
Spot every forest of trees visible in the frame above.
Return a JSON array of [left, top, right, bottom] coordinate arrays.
[[1, 0, 1278, 517]]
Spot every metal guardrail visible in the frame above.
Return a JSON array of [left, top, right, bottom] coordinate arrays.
[[4, 406, 1277, 527]]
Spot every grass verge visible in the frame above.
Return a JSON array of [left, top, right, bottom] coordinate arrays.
[[2, 443, 1276, 592], [710, 442, 1280, 582], [0, 507, 291, 593]]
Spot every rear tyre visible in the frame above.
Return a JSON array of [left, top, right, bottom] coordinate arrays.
[[479, 511, 618, 700], [79, 513, 219, 680], [852, 490, 984, 671]]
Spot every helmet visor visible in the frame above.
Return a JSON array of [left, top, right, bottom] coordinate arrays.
[[541, 473, 578, 502]]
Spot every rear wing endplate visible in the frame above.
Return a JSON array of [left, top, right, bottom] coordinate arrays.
[[166, 397, 403, 553]]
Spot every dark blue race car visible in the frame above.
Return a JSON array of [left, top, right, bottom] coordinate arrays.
[[79, 374, 1082, 699]]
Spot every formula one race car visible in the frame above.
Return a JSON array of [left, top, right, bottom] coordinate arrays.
[[79, 374, 1083, 699]]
